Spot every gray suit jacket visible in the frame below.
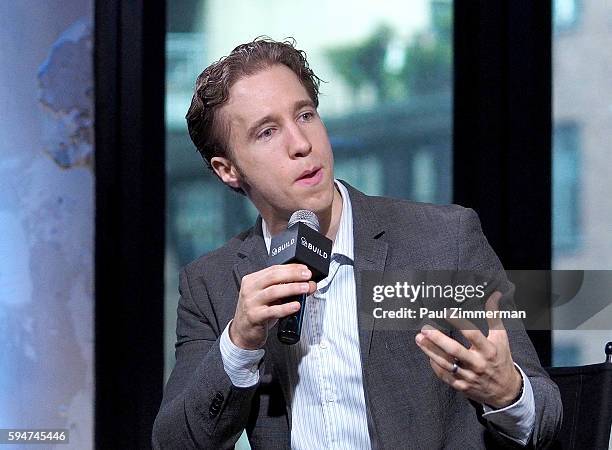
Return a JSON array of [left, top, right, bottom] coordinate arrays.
[[152, 181, 562, 449]]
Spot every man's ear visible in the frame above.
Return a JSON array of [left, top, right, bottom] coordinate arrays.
[[211, 156, 242, 190]]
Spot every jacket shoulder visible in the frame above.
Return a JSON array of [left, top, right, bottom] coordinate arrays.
[[364, 193, 472, 225], [358, 193, 486, 269]]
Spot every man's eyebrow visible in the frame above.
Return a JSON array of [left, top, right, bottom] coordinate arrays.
[[246, 99, 316, 139], [247, 115, 275, 140], [293, 99, 316, 111]]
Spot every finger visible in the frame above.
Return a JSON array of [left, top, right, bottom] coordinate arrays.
[[430, 358, 470, 392], [307, 280, 318, 295], [415, 333, 455, 371], [257, 281, 312, 306], [247, 264, 312, 290], [420, 325, 471, 362], [418, 332, 481, 383], [424, 327, 493, 373], [445, 315, 490, 351], [253, 301, 301, 323], [485, 291, 505, 332]]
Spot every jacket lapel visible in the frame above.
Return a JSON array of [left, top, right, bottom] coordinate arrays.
[[233, 217, 267, 283], [340, 181, 389, 367]]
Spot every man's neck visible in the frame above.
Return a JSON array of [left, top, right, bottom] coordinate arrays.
[[320, 184, 343, 241]]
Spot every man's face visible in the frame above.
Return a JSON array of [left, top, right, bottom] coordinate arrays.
[[211, 64, 336, 227]]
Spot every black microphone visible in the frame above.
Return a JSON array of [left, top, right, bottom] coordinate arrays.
[[268, 210, 332, 344]]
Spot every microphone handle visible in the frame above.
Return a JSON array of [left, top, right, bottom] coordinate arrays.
[[277, 293, 307, 345]]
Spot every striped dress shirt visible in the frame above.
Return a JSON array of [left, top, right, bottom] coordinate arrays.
[[219, 181, 535, 448]]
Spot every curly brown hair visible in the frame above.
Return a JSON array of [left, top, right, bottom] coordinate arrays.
[[186, 37, 323, 195]]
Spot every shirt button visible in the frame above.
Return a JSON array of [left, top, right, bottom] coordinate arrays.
[[326, 394, 335, 402], [320, 341, 328, 349]]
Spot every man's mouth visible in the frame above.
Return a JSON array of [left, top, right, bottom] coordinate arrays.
[[296, 167, 323, 185]]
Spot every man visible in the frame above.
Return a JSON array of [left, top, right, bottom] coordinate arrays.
[[153, 38, 561, 449]]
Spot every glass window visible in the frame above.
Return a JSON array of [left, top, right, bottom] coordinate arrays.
[[165, 0, 454, 363], [554, 0, 581, 32], [553, 123, 581, 253], [166, 2, 453, 447], [552, 0, 612, 366]]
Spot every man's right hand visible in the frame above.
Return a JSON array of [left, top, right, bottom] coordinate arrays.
[[229, 264, 317, 350]]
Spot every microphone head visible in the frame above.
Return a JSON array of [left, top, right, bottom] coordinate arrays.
[[288, 210, 320, 232]]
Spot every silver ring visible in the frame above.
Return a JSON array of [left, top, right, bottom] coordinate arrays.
[[450, 361, 459, 374]]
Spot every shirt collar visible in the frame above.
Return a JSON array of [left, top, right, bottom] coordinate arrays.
[[261, 180, 354, 261]]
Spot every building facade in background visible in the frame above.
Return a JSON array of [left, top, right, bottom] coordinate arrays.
[[552, 0, 612, 365]]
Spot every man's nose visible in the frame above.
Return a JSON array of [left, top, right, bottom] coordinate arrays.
[[286, 123, 312, 158]]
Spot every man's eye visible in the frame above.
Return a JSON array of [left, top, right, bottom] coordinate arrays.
[[258, 128, 274, 140], [300, 112, 314, 121]]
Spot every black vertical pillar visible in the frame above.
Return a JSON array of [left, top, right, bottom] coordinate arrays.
[[454, 0, 552, 365], [95, 0, 166, 447]]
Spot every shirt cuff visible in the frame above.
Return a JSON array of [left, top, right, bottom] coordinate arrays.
[[219, 320, 265, 388], [481, 363, 535, 446]]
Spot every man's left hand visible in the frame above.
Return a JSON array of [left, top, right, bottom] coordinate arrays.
[[415, 291, 522, 409]]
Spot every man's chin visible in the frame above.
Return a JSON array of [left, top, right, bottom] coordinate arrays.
[[294, 184, 335, 216]]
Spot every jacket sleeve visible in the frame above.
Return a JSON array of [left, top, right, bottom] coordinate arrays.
[[457, 207, 563, 449], [152, 266, 258, 449]]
